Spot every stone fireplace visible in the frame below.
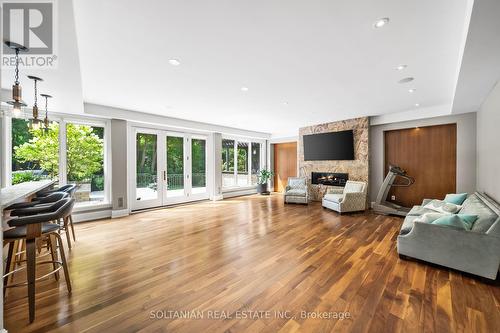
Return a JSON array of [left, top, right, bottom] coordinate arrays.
[[311, 172, 348, 187]]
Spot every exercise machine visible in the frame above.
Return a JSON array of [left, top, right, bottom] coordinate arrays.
[[373, 165, 415, 216]]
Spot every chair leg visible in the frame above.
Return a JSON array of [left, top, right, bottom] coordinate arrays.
[[63, 217, 72, 250], [11, 238, 26, 281], [54, 233, 71, 293], [3, 241, 14, 298], [26, 239, 36, 323], [48, 235, 60, 281], [69, 215, 76, 242]]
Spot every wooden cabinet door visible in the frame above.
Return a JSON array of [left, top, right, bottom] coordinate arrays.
[[273, 142, 297, 192]]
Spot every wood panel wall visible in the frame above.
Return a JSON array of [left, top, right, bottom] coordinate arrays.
[[273, 142, 297, 192], [384, 123, 457, 207]]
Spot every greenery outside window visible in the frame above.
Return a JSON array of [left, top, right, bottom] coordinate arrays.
[[222, 137, 264, 189], [7, 112, 110, 208], [66, 123, 105, 205], [12, 118, 59, 185]]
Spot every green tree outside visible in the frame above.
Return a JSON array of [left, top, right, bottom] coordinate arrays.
[[13, 122, 104, 188]]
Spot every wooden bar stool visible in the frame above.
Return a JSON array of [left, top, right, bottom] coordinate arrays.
[[3, 198, 74, 323], [10, 191, 76, 249]]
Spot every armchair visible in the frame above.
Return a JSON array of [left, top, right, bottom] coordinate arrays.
[[322, 180, 367, 213], [284, 177, 309, 204]]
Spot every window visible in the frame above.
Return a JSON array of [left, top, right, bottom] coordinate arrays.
[[166, 135, 184, 197], [4, 112, 111, 208], [222, 139, 235, 187], [191, 138, 206, 194], [136, 132, 158, 201], [251, 142, 261, 185], [66, 123, 105, 205], [237, 142, 249, 186], [11, 118, 59, 185], [222, 137, 264, 189]]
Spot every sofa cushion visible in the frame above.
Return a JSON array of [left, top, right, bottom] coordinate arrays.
[[323, 193, 343, 203], [287, 178, 306, 189], [407, 205, 437, 216], [460, 194, 498, 232], [400, 215, 420, 235], [285, 189, 307, 197], [431, 214, 478, 230], [444, 193, 468, 205], [423, 200, 462, 214], [344, 181, 364, 193], [414, 212, 445, 223]]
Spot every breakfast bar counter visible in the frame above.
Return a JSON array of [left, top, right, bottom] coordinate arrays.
[[0, 180, 55, 210]]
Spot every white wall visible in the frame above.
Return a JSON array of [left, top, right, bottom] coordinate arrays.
[[477, 81, 500, 202], [369, 112, 477, 203]]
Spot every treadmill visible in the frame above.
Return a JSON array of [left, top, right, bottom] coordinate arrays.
[[373, 165, 415, 217]]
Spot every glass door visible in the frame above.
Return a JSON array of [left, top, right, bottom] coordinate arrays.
[[133, 129, 163, 210], [191, 136, 207, 196], [131, 128, 209, 210], [165, 134, 187, 204]]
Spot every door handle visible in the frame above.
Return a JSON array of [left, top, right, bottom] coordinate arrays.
[[163, 171, 166, 181]]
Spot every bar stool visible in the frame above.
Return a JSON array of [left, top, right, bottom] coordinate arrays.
[[7, 192, 71, 274], [11, 191, 76, 249], [35, 184, 76, 198], [3, 198, 74, 323], [8, 192, 70, 214], [40, 184, 78, 245]]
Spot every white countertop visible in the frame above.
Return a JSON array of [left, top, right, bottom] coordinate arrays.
[[0, 180, 56, 210]]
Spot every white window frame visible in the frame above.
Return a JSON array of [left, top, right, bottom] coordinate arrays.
[[1, 108, 112, 211], [221, 135, 265, 191]]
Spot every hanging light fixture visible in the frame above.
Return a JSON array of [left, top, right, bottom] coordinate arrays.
[[40, 93, 52, 132], [27, 75, 44, 130], [4, 41, 29, 116]]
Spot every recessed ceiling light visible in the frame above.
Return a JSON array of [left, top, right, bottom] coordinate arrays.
[[398, 77, 414, 84], [373, 18, 389, 28], [408, 88, 416, 93], [396, 64, 407, 71], [168, 59, 180, 66], [282, 101, 289, 106], [241, 86, 249, 92], [415, 103, 420, 107]]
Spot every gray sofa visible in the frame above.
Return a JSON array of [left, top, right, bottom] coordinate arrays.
[[397, 192, 500, 280]]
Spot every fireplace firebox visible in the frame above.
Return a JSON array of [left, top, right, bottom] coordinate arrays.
[[311, 172, 348, 187]]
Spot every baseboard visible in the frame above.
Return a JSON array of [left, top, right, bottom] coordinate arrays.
[[111, 209, 130, 218], [223, 189, 257, 198], [212, 194, 224, 201], [72, 209, 112, 222]]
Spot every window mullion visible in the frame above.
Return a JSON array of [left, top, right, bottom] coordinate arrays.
[[59, 121, 67, 186], [233, 140, 237, 185], [248, 142, 251, 185]]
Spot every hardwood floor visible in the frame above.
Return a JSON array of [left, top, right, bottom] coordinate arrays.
[[4, 195, 500, 332]]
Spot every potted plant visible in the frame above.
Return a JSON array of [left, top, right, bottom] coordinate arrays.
[[257, 169, 274, 194]]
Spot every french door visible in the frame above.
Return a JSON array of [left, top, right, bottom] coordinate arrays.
[[132, 127, 208, 211]]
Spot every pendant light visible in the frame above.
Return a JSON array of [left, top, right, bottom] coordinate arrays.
[[27, 75, 43, 130], [4, 41, 29, 116], [40, 93, 52, 132]]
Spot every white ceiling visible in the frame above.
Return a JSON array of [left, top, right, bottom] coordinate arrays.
[[3, 0, 475, 137], [452, 0, 500, 114], [1, 0, 84, 115]]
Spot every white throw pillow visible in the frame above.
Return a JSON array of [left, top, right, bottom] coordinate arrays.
[[414, 212, 445, 223], [423, 199, 462, 214]]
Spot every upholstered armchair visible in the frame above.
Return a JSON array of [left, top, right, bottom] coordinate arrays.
[[322, 180, 367, 213], [284, 177, 309, 204]]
